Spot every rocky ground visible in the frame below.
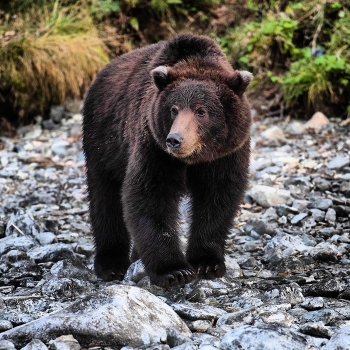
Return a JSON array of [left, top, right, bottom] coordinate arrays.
[[0, 107, 350, 349]]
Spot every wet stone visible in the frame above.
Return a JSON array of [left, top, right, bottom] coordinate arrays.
[[300, 297, 324, 311], [300, 309, 337, 325], [290, 213, 308, 225], [305, 278, 341, 297], [0, 340, 16, 350], [27, 243, 76, 263], [216, 310, 255, 329], [0, 320, 13, 332], [171, 302, 227, 321], [49, 335, 81, 350], [50, 259, 97, 282], [21, 339, 48, 350], [186, 320, 211, 333], [326, 155, 350, 170], [258, 311, 295, 327], [322, 325, 350, 350], [309, 209, 325, 222], [292, 200, 310, 212], [220, 324, 307, 350], [299, 322, 332, 338], [166, 328, 192, 348], [325, 208, 336, 223], [307, 197, 333, 211]]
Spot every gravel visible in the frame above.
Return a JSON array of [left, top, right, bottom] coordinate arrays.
[[0, 110, 350, 348]]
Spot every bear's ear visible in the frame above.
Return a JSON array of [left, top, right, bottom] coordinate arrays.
[[227, 70, 253, 96], [151, 66, 171, 91]]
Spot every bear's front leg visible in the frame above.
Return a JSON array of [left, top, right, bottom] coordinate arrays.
[[122, 149, 196, 289], [187, 149, 249, 279]]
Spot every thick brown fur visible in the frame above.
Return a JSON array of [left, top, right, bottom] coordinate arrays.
[[83, 34, 252, 288]]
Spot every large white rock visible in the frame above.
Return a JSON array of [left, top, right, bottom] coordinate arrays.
[[220, 324, 307, 350], [322, 325, 350, 350], [0, 285, 191, 348], [250, 185, 293, 207]]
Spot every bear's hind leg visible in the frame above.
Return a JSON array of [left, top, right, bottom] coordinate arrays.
[[87, 173, 131, 281]]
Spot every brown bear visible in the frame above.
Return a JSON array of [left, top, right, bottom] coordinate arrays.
[[82, 34, 252, 288]]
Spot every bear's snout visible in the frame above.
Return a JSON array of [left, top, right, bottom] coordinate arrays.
[[166, 133, 183, 149]]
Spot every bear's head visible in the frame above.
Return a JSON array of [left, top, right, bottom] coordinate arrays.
[[148, 59, 252, 164]]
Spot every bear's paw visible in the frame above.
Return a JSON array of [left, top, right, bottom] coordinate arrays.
[[150, 268, 196, 289]]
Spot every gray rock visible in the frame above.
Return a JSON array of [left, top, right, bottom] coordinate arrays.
[[292, 200, 310, 212], [0, 320, 13, 332], [27, 243, 75, 263], [166, 328, 192, 348], [41, 277, 96, 299], [309, 243, 339, 262], [301, 297, 324, 311], [313, 178, 331, 191], [322, 325, 350, 349], [309, 209, 325, 222], [220, 324, 307, 350], [307, 197, 333, 211], [300, 309, 337, 325], [245, 218, 268, 235], [51, 140, 71, 157], [299, 322, 332, 338], [275, 205, 298, 217], [0, 236, 38, 255], [0, 340, 16, 350], [250, 185, 293, 207], [326, 155, 350, 170], [172, 302, 226, 321], [288, 308, 307, 318], [5, 210, 36, 236], [50, 259, 97, 282], [171, 343, 197, 350], [290, 213, 308, 225], [265, 283, 305, 306], [50, 106, 65, 123], [306, 278, 341, 297], [325, 208, 336, 223], [258, 311, 295, 327], [186, 320, 211, 332], [216, 309, 255, 329], [124, 260, 147, 283], [0, 285, 190, 347], [49, 335, 81, 350], [20, 339, 48, 350], [34, 232, 57, 245]]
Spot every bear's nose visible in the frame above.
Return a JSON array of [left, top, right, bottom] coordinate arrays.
[[166, 133, 183, 149]]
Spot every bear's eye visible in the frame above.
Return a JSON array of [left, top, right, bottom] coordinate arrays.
[[170, 106, 178, 118], [196, 108, 207, 118]]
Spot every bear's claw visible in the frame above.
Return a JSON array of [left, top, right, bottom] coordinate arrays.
[[152, 268, 197, 289], [196, 262, 226, 279]]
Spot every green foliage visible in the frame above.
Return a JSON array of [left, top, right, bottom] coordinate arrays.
[[223, 0, 350, 116], [90, 0, 121, 20]]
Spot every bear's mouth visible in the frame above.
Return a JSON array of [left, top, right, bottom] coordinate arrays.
[[166, 143, 201, 159]]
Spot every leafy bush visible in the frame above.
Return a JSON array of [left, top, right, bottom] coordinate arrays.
[[0, 0, 108, 123], [224, 0, 350, 117]]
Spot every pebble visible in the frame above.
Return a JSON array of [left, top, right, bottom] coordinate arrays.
[[299, 322, 332, 338], [300, 297, 324, 311], [322, 325, 350, 350], [20, 339, 48, 350], [326, 155, 350, 170], [250, 185, 293, 207], [49, 335, 81, 350]]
